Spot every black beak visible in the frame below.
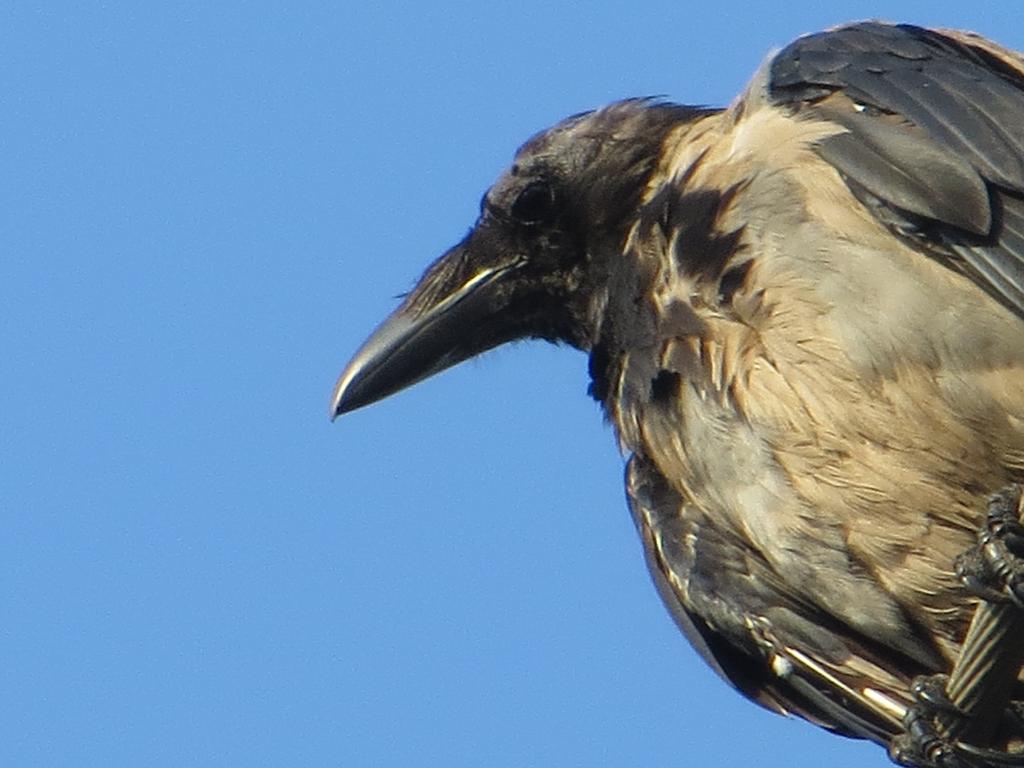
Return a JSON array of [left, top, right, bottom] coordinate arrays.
[[331, 250, 518, 418]]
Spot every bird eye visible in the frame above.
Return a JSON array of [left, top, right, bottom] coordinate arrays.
[[510, 181, 556, 225]]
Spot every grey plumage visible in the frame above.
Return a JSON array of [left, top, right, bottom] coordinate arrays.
[[332, 22, 1024, 764]]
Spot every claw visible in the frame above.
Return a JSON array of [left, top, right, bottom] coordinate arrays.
[[975, 487, 1024, 609], [889, 677, 977, 768], [956, 488, 1024, 608], [911, 675, 963, 716], [978, 493, 1024, 614], [891, 705, 1024, 768], [893, 484, 1024, 767]]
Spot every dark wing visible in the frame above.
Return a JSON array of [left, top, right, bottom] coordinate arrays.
[[625, 455, 910, 747], [768, 22, 1024, 317], [622, 456, 905, 745]]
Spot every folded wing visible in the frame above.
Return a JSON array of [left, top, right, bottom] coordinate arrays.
[[768, 22, 1024, 317]]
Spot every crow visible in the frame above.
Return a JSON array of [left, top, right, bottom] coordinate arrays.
[[332, 22, 1024, 767]]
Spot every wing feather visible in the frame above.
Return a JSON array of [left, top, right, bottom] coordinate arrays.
[[625, 455, 910, 746], [768, 22, 1024, 316]]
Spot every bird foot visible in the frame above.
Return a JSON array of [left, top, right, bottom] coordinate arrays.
[[890, 486, 1024, 767], [889, 674, 966, 768], [955, 486, 1024, 609], [889, 675, 1024, 767]]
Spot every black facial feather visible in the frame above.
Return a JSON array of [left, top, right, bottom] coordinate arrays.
[[470, 101, 719, 352]]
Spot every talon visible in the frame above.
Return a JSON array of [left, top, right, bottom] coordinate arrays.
[[890, 737, 924, 767], [892, 700, 970, 768], [911, 674, 962, 716], [957, 486, 1024, 608], [890, 674, 1024, 767], [890, 733, 931, 768], [919, 484, 1024, 767], [955, 549, 1008, 603]]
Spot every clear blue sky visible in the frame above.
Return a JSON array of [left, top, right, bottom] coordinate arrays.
[[5, 3, 1022, 766]]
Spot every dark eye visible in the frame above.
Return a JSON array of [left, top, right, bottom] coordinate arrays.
[[510, 181, 556, 225]]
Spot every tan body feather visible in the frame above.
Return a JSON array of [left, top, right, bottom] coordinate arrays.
[[618, 98, 1024, 711]]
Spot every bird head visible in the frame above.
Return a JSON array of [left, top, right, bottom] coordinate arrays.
[[332, 100, 712, 417]]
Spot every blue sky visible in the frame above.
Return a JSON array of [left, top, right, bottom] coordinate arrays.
[[5, 3, 1023, 766]]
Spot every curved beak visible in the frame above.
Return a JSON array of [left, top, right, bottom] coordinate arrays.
[[331, 256, 516, 419]]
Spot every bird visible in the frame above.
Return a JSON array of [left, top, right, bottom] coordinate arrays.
[[332, 22, 1024, 767]]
